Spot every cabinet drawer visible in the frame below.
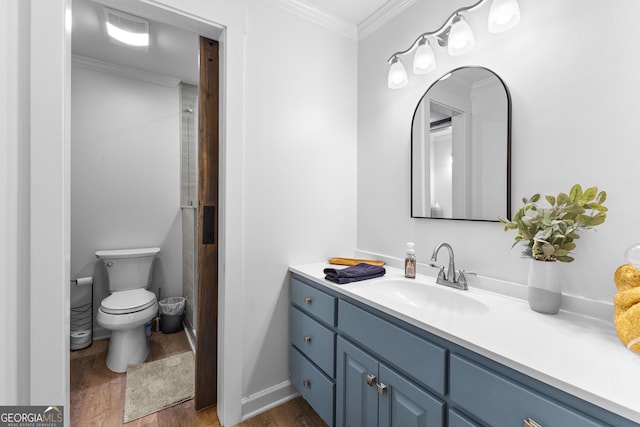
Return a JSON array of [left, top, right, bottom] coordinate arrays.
[[449, 409, 481, 427], [292, 277, 336, 326], [450, 354, 603, 427], [290, 346, 335, 427], [291, 306, 335, 376], [338, 300, 447, 395]]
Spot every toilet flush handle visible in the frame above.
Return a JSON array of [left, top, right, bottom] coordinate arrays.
[[106, 261, 113, 267]]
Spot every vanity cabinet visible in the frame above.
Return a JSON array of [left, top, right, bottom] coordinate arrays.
[[338, 299, 447, 394], [336, 336, 445, 427], [449, 354, 604, 427], [448, 409, 480, 427], [290, 277, 337, 426], [336, 300, 445, 426], [289, 273, 638, 427]]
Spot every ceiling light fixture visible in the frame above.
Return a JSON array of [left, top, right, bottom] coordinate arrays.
[[104, 8, 149, 48], [386, 0, 520, 89]]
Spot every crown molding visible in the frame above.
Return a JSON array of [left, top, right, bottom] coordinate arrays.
[[264, 0, 418, 41], [72, 55, 181, 87], [264, 0, 357, 40], [358, 0, 418, 40]]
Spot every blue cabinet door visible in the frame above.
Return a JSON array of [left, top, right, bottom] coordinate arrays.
[[337, 336, 445, 427], [378, 364, 445, 427], [336, 337, 379, 427]]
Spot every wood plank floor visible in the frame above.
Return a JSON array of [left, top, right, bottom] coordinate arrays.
[[70, 330, 326, 426]]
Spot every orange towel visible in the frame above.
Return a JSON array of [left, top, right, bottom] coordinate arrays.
[[613, 264, 640, 354], [329, 257, 384, 267]]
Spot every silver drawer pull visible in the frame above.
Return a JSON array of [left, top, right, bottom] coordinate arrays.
[[366, 374, 377, 387], [376, 383, 388, 395], [303, 335, 312, 344], [523, 418, 542, 427], [303, 297, 312, 304], [303, 380, 311, 389]]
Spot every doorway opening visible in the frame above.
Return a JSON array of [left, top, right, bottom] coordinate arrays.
[[69, 0, 220, 413]]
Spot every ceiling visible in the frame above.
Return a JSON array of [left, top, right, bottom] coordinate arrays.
[[71, 0, 399, 85], [72, 0, 200, 84], [299, 0, 394, 26]]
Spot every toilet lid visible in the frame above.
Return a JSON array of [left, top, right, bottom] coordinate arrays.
[[101, 289, 156, 314]]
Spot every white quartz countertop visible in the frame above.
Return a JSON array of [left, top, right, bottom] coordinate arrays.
[[289, 262, 640, 424]]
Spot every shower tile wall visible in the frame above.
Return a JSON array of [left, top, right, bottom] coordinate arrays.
[[181, 83, 198, 206], [181, 83, 198, 333], [182, 208, 196, 332]]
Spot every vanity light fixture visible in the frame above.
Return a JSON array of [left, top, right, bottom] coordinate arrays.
[[447, 15, 475, 56], [104, 7, 150, 48], [413, 38, 436, 74], [488, 0, 521, 33], [387, 0, 520, 89], [388, 56, 409, 89]]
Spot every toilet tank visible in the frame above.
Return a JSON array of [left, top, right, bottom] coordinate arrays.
[[95, 247, 160, 292]]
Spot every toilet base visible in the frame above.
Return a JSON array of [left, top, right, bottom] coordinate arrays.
[[106, 325, 149, 373]]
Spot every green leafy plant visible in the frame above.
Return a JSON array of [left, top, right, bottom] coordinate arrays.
[[499, 184, 607, 262]]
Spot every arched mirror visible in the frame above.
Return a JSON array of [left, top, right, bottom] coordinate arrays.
[[411, 66, 511, 221]]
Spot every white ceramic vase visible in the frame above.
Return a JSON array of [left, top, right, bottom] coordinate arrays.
[[527, 259, 561, 314]]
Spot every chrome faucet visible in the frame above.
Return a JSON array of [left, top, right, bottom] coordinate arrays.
[[429, 242, 473, 290]]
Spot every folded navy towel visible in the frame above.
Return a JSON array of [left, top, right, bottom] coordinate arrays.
[[324, 263, 386, 284]]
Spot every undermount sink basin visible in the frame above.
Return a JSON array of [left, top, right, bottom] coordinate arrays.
[[348, 277, 489, 315]]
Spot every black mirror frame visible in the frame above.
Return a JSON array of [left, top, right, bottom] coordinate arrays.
[[410, 66, 512, 222]]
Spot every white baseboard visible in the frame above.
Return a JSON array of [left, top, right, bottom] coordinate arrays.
[[240, 380, 299, 421], [183, 323, 196, 353], [92, 326, 110, 341]]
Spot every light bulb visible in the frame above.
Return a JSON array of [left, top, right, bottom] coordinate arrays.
[[413, 38, 436, 75], [488, 0, 521, 33], [625, 244, 640, 269], [388, 57, 408, 89], [448, 15, 475, 56]]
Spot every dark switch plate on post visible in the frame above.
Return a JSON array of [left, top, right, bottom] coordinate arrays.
[[203, 205, 215, 244]]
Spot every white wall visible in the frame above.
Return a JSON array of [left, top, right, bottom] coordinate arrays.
[[1, 0, 31, 405], [358, 0, 640, 303], [237, 0, 357, 413], [70, 64, 182, 335], [30, 0, 71, 418]]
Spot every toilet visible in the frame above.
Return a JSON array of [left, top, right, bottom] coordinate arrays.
[[96, 247, 160, 373]]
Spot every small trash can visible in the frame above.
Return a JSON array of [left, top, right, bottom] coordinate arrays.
[[158, 297, 185, 334]]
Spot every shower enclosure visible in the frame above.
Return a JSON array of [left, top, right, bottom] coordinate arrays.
[[181, 83, 198, 338]]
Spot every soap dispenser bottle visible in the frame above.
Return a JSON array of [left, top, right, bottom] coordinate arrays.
[[405, 242, 416, 279]]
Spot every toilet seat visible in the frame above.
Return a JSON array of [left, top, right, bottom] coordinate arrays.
[[100, 289, 156, 314]]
